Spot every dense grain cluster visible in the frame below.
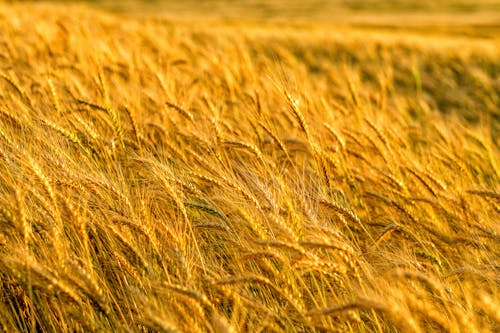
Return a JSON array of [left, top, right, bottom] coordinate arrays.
[[0, 2, 498, 332]]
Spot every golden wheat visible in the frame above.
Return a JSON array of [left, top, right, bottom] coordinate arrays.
[[0, 1, 498, 332]]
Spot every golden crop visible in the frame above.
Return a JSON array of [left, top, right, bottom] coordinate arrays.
[[0, 2, 498, 332]]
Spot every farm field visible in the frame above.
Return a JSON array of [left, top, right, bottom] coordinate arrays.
[[0, 1, 499, 332]]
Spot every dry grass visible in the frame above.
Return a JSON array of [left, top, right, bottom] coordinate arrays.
[[0, 1, 499, 332]]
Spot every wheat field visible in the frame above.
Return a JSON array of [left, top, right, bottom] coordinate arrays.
[[0, 1, 499, 332]]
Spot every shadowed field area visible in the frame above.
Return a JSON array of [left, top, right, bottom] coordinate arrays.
[[0, 1, 498, 332]]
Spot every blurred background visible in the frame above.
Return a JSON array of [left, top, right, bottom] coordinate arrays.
[[9, 1, 500, 22], [10, 0, 495, 38]]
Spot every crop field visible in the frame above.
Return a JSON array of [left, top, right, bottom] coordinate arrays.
[[0, 1, 498, 332]]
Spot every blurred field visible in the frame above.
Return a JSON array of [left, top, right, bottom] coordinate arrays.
[[0, 1, 499, 332], [55, 0, 500, 16], [32, 0, 500, 38]]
